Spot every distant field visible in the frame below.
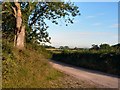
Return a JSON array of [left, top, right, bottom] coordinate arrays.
[[46, 48, 62, 53], [46, 48, 79, 53]]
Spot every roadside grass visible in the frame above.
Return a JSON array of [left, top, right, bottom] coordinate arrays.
[[2, 40, 64, 88]]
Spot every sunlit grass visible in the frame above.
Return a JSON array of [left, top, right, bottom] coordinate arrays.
[[2, 40, 63, 88]]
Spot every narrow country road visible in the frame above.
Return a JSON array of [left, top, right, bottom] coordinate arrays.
[[49, 60, 119, 88]]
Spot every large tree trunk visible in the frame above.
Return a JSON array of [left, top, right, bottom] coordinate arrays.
[[14, 2, 25, 50], [16, 25, 25, 49]]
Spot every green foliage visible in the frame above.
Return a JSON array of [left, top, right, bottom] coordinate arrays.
[[59, 46, 69, 50], [2, 2, 80, 44], [26, 42, 52, 58], [100, 44, 110, 50], [52, 45, 120, 76], [28, 2, 80, 43], [91, 44, 99, 50], [2, 2, 16, 41], [2, 40, 63, 88]]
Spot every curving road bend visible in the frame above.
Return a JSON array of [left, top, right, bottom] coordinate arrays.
[[49, 60, 119, 88]]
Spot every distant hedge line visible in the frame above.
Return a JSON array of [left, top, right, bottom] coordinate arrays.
[[52, 51, 120, 76]]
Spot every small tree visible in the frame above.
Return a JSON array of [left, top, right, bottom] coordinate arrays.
[[91, 44, 99, 50], [74, 47, 78, 50], [64, 46, 69, 50], [100, 44, 110, 50], [59, 46, 64, 49]]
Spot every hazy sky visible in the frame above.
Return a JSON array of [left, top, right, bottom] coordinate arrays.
[[46, 2, 118, 48]]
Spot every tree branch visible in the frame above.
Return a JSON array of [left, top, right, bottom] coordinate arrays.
[[11, 6, 17, 18]]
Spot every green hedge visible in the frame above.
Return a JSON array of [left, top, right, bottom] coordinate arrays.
[[52, 51, 120, 76]]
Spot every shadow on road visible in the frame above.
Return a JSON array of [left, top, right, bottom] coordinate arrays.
[[49, 59, 120, 79]]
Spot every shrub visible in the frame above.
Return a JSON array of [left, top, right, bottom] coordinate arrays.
[[52, 50, 120, 76]]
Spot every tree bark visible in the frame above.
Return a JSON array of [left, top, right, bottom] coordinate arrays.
[[14, 2, 25, 49], [16, 25, 25, 49]]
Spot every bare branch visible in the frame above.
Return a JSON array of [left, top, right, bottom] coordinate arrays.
[[11, 6, 17, 18]]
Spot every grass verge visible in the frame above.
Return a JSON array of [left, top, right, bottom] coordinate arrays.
[[2, 41, 63, 88]]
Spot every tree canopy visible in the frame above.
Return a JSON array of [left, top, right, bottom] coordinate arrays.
[[2, 1, 80, 44]]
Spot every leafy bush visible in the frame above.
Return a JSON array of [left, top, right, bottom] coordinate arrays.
[[52, 50, 120, 76]]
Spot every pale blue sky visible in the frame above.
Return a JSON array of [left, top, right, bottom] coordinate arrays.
[[46, 2, 118, 48]]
